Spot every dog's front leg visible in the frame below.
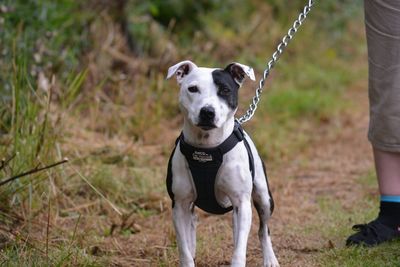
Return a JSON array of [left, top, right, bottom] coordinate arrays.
[[231, 195, 252, 267], [173, 200, 196, 267]]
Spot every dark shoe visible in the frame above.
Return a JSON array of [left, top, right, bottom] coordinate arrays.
[[346, 219, 400, 247]]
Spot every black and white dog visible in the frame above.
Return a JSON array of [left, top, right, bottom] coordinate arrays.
[[166, 60, 279, 267]]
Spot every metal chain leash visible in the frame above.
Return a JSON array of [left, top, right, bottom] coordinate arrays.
[[237, 0, 315, 124]]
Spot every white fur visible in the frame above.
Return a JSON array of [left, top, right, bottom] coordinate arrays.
[[167, 61, 279, 267]]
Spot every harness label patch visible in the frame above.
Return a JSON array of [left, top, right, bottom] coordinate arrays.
[[192, 151, 212, 163]]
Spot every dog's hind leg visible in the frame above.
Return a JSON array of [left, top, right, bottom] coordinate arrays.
[[252, 169, 279, 267]]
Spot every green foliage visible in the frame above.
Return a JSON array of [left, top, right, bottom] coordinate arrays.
[[0, 0, 89, 84], [0, 0, 89, 134], [63, 69, 88, 108], [146, 0, 216, 27], [313, 0, 363, 32], [0, 1, 92, 264], [0, 0, 89, 171], [0, 56, 53, 204], [266, 88, 336, 121], [320, 241, 400, 267]]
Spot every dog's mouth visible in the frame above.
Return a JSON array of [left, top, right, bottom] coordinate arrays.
[[197, 123, 217, 131]]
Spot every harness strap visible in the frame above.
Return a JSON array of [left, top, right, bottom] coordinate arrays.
[[166, 122, 255, 215], [179, 122, 244, 160], [243, 137, 255, 180]]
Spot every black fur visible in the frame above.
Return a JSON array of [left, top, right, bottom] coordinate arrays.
[[261, 159, 274, 215], [211, 68, 240, 110]]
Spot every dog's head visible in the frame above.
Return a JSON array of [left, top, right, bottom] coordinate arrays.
[[167, 60, 255, 131]]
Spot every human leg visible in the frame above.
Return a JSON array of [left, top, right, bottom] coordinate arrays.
[[374, 149, 400, 196], [346, 148, 400, 246], [347, 0, 400, 246]]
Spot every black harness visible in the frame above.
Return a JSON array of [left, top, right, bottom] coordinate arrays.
[[166, 122, 255, 215]]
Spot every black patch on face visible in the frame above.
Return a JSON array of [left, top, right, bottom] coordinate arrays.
[[212, 69, 240, 110]]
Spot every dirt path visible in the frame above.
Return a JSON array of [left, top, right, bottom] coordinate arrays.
[[265, 81, 373, 266], [107, 80, 373, 267]]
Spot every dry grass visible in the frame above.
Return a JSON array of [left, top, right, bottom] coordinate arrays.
[[2, 1, 389, 266], [96, 81, 374, 267]]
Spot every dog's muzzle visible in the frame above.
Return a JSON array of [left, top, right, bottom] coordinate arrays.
[[197, 106, 216, 130]]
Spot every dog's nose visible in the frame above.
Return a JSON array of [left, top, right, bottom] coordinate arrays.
[[199, 106, 215, 121]]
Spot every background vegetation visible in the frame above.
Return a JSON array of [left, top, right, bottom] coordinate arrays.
[[2, 0, 397, 266]]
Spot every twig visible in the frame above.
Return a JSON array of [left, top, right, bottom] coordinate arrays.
[[0, 153, 16, 172], [0, 158, 69, 187]]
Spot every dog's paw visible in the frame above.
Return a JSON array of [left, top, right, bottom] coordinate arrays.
[[230, 258, 246, 267], [179, 257, 195, 267], [264, 258, 280, 267], [230, 262, 245, 267], [180, 261, 195, 267]]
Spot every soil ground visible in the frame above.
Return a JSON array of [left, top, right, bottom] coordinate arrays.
[[105, 79, 374, 266]]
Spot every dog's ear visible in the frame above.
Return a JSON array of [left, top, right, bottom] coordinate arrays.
[[166, 60, 198, 84], [224, 62, 255, 86]]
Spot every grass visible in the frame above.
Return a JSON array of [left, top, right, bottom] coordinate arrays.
[[320, 243, 400, 267], [311, 171, 400, 267], [1, 244, 104, 267], [0, 0, 379, 266], [0, 1, 99, 264], [235, 0, 366, 162]]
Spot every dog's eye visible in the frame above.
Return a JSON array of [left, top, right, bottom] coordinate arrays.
[[219, 87, 230, 95], [188, 86, 199, 93]]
